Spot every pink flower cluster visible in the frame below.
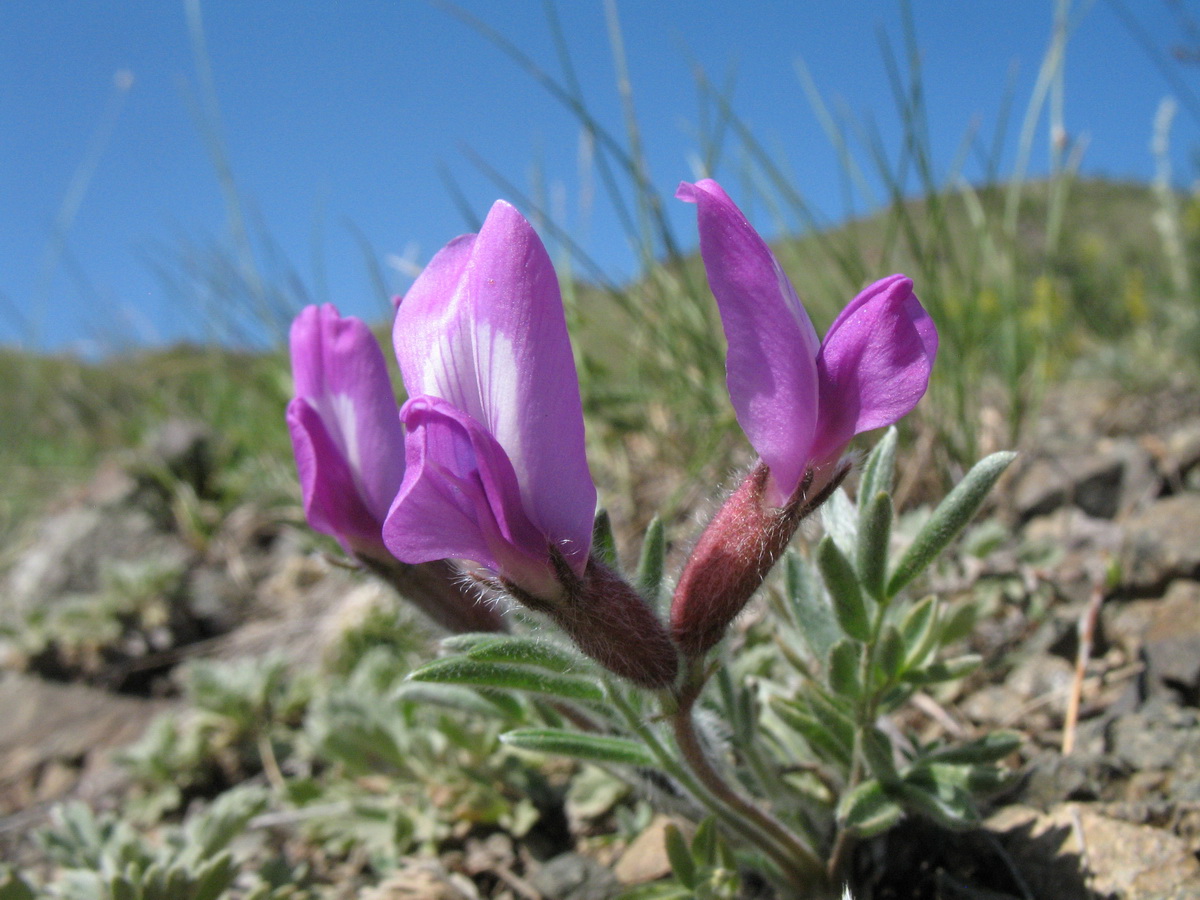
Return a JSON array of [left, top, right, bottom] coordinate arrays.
[[287, 180, 937, 684]]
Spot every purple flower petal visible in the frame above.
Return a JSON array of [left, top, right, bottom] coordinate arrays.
[[287, 397, 387, 555], [383, 395, 563, 600], [677, 179, 822, 504], [290, 304, 405, 523], [811, 275, 938, 460], [393, 201, 595, 574]]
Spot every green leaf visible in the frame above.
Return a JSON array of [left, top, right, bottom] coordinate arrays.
[[876, 625, 905, 681], [877, 683, 916, 714], [860, 726, 899, 785], [827, 639, 862, 699], [785, 551, 840, 662], [392, 682, 524, 719], [920, 731, 1021, 765], [804, 687, 856, 752], [442, 632, 515, 653], [901, 655, 982, 686], [837, 779, 904, 838], [899, 596, 940, 670], [593, 509, 619, 569], [664, 823, 696, 888], [896, 777, 978, 829], [110, 873, 137, 900], [817, 536, 870, 641], [636, 517, 667, 608], [192, 853, 237, 900], [408, 657, 605, 703], [616, 885, 693, 900], [938, 602, 978, 645], [964, 764, 1019, 795], [0, 870, 37, 900], [887, 451, 1016, 596], [463, 636, 584, 673], [821, 487, 858, 558], [859, 427, 899, 507], [717, 667, 755, 746], [499, 729, 654, 766], [857, 491, 893, 602], [769, 699, 852, 767], [691, 816, 718, 866]]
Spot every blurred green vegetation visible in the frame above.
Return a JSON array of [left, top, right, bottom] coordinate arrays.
[[0, 345, 294, 553]]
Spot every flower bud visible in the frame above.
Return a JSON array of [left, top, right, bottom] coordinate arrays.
[[671, 460, 848, 659], [510, 553, 679, 689]]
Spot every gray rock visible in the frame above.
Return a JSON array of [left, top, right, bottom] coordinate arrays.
[[1141, 580, 1200, 702], [1012, 439, 1156, 523], [1013, 450, 1124, 521], [989, 804, 1200, 899], [0, 492, 190, 626], [530, 852, 619, 900], [1107, 699, 1200, 774], [1119, 494, 1200, 595], [0, 672, 171, 813], [1020, 751, 1119, 807], [142, 419, 214, 497], [1162, 421, 1200, 484]]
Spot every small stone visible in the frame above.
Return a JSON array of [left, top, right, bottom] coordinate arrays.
[[1007, 653, 1075, 701], [1021, 508, 1124, 603], [143, 418, 215, 497], [1142, 580, 1200, 701], [530, 852, 618, 900], [1119, 494, 1200, 595], [33, 759, 79, 803], [0, 673, 170, 814], [1102, 598, 1159, 659], [1107, 701, 1200, 772], [1163, 421, 1200, 482], [989, 803, 1200, 899], [361, 860, 479, 900], [1013, 446, 1128, 522], [614, 816, 677, 885], [1020, 752, 1116, 807]]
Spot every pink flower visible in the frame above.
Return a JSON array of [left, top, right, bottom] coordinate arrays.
[[383, 200, 597, 604], [671, 179, 937, 657], [382, 201, 677, 687], [287, 304, 405, 559], [286, 304, 502, 634], [676, 179, 938, 505]]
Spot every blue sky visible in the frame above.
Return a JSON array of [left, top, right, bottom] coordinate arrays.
[[3, 1, 1198, 352]]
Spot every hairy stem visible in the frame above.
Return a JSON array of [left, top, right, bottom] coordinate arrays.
[[607, 685, 813, 892], [672, 677, 827, 888], [828, 592, 894, 882]]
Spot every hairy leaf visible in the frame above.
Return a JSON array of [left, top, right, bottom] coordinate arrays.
[[785, 551, 840, 662], [858, 427, 899, 507], [636, 516, 667, 608], [837, 779, 904, 837], [500, 729, 654, 766], [592, 508, 619, 568], [817, 536, 870, 641], [827, 639, 862, 699], [462, 636, 584, 673], [857, 491, 893, 602], [409, 657, 605, 703], [888, 451, 1016, 595]]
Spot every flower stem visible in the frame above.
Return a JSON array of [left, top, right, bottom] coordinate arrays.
[[607, 684, 815, 893], [672, 675, 827, 888], [828, 592, 893, 882]]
